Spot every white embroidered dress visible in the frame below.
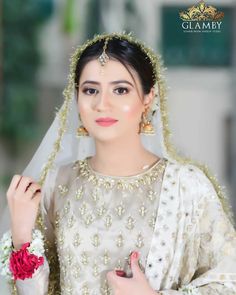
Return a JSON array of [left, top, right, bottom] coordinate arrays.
[[15, 157, 236, 295]]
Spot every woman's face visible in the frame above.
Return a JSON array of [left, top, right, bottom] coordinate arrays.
[[77, 58, 154, 142]]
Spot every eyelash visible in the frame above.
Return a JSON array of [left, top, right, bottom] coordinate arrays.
[[82, 87, 129, 95]]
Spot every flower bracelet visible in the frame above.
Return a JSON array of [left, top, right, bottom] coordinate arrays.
[[0, 229, 45, 280]]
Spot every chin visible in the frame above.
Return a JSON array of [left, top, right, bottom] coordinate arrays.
[[91, 130, 123, 143]]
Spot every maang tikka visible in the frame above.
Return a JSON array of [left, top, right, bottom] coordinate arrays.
[[98, 37, 110, 67]]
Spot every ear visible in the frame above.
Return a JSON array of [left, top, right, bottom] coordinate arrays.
[[143, 87, 155, 109]]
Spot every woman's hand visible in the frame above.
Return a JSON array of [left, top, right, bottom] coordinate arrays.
[[6, 175, 42, 250], [106, 251, 159, 295]]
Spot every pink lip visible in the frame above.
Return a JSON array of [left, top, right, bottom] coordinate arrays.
[[96, 117, 118, 122], [95, 117, 118, 127], [96, 121, 118, 126]]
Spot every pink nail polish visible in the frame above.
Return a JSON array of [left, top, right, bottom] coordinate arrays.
[[131, 251, 139, 259]]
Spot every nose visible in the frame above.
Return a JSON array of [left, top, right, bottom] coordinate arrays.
[[92, 90, 111, 112]]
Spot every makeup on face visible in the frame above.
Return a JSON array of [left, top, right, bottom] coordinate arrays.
[[77, 59, 146, 137]]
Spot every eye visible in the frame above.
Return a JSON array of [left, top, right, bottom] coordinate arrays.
[[114, 87, 129, 95], [82, 87, 98, 95]]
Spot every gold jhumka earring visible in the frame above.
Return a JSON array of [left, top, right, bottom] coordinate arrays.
[[77, 114, 89, 137], [77, 124, 89, 137], [77, 38, 110, 137], [139, 107, 155, 135]]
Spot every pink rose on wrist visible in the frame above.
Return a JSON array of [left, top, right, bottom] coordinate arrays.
[[9, 242, 44, 280]]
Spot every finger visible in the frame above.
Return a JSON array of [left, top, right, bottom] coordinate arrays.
[[130, 251, 142, 279], [17, 177, 34, 194], [6, 175, 22, 197], [107, 270, 129, 288], [107, 270, 121, 287], [25, 184, 41, 199], [31, 189, 42, 204]]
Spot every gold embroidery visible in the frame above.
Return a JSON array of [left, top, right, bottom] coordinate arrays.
[[76, 157, 167, 191], [96, 203, 107, 217], [81, 251, 89, 265], [63, 200, 70, 215], [91, 233, 101, 247], [101, 249, 111, 265], [75, 186, 83, 200], [67, 215, 75, 228], [72, 264, 81, 278], [136, 232, 144, 248], [126, 215, 136, 230], [104, 215, 112, 228], [147, 190, 157, 202], [115, 201, 126, 217], [116, 232, 124, 247], [58, 184, 69, 196], [84, 213, 95, 226], [100, 279, 112, 295], [148, 213, 156, 229], [93, 261, 100, 277], [82, 283, 89, 295], [73, 233, 82, 247], [78, 201, 87, 216], [139, 203, 147, 217]]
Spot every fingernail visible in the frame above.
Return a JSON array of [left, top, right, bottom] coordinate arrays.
[[115, 270, 126, 277], [131, 251, 139, 259]]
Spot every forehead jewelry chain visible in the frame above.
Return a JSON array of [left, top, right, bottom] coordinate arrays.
[[98, 38, 110, 67]]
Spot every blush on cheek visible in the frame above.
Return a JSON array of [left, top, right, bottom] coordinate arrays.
[[122, 105, 131, 112], [122, 104, 141, 117], [78, 102, 88, 116]]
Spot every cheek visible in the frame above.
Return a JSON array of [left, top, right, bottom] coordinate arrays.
[[121, 103, 142, 118], [78, 98, 90, 115]]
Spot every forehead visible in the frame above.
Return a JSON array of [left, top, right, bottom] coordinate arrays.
[[79, 58, 140, 83]]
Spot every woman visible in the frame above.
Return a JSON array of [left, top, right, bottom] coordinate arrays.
[[1, 32, 236, 295]]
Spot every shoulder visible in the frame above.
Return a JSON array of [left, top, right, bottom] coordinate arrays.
[[55, 159, 85, 182], [43, 159, 84, 188], [166, 159, 216, 197]]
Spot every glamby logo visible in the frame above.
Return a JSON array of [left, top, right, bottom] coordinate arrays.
[[179, 1, 224, 33]]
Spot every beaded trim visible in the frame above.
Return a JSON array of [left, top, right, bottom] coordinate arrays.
[[73, 157, 168, 191]]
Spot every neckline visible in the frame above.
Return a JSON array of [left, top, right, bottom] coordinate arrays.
[[86, 156, 164, 179], [75, 156, 168, 190]]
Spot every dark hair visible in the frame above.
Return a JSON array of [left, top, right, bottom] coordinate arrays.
[[74, 38, 155, 95]]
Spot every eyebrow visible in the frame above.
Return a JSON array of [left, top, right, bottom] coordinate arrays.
[[80, 80, 134, 87]]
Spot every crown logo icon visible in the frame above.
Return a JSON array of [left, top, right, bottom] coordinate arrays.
[[179, 1, 224, 21]]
